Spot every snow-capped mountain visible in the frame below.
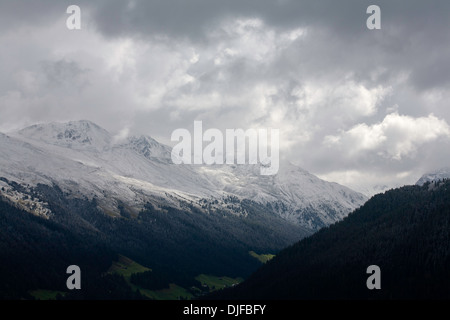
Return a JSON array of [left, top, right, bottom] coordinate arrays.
[[344, 182, 392, 198], [0, 120, 367, 231], [416, 167, 450, 186]]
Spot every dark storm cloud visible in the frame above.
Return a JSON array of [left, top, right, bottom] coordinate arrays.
[[84, 0, 450, 95], [3, 0, 449, 42], [0, 0, 62, 30], [2, 0, 450, 93], [85, 0, 450, 41], [410, 53, 450, 91]]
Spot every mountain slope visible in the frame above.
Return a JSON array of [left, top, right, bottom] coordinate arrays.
[[416, 167, 450, 186], [2, 120, 366, 231], [0, 178, 308, 299], [0, 120, 368, 298], [213, 180, 450, 299], [0, 120, 315, 299]]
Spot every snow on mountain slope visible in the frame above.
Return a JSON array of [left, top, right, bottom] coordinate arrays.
[[16, 120, 112, 151], [200, 162, 366, 228], [344, 183, 392, 198], [1, 120, 367, 230], [416, 167, 450, 186]]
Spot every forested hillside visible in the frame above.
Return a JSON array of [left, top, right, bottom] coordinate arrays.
[[214, 180, 450, 299], [0, 181, 307, 299]]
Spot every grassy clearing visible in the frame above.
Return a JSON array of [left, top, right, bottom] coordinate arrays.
[[29, 289, 66, 300], [28, 254, 149, 300], [107, 254, 151, 277], [136, 283, 193, 300], [108, 255, 245, 299], [108, 255, 192, 300], [195, 274, 243, 292], [249, 251, 275, 263]]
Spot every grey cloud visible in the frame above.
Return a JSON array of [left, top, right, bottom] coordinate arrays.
[[1, 0, 450, 192], [3, 0, 446, 42], [84, 0, 450, 57], [410, 54, 450, 91], [41, 59, 90, 89], [0, 0, 63, 31]]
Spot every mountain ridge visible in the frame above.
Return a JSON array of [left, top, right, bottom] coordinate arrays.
[[416, 167, 450, 186], [2, 120, 367, 231]]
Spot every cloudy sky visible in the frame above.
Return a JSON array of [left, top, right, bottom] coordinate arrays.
[[1, 0, 450, 194]]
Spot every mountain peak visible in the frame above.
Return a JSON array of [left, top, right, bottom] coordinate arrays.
[[126, 135, 171, 160], [14, 120, 112, 150], [416, 167, 450, 186]]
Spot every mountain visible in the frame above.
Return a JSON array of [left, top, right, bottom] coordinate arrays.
[[1, 120, 366, 232], [0, 120, 366, 299], [416, 167, 450, 186], [15, 120, 112, 150], [345, 182, 392, 198], [212, 179, 450, 299]]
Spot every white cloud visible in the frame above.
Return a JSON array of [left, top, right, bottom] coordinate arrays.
[[112, 126, 131, 144], [292, 82, 391, 122], [324, 112, 450, 160], [317, 169, 411, 197]]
